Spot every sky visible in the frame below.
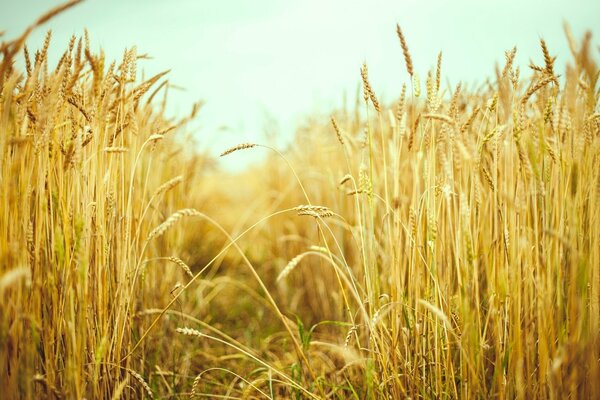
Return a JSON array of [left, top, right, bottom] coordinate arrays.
[[1, 0, 599, 168]]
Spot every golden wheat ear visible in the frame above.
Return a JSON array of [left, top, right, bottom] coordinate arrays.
[[396, 23, 414, 77], [220, 143, 257, 156]]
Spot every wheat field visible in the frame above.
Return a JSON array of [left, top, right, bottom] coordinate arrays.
[[1, 2, 599, 399]]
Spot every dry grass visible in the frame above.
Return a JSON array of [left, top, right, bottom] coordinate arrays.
[[1, 6, 599, 400], [0, 16, 213, 399]]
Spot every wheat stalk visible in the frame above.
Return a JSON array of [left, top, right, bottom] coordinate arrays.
[[153, 175, 184, 197], [277, 253, 308, 282], [167, 256, 193, 279], [190, 373, 202, 398], [220, 143, 257, 157], [396, 24, 414, 76], [294, 205, 333, 218], [146, 209, 202, 241], [128, 370, 153, 399], [330, 116, 344, 145], [521, 75, 554, 104], [360, 63, 381, 113], [103, 147, 129, 153]]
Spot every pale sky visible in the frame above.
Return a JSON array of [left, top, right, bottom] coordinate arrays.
[[1, 0, 598, 168]]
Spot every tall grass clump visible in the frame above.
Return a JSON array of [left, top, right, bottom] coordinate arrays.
[[0, 6, 211, 398], [211, 25, 600, 398]]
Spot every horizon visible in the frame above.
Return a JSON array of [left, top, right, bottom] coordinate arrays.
[[2, 0, 598, 169]]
